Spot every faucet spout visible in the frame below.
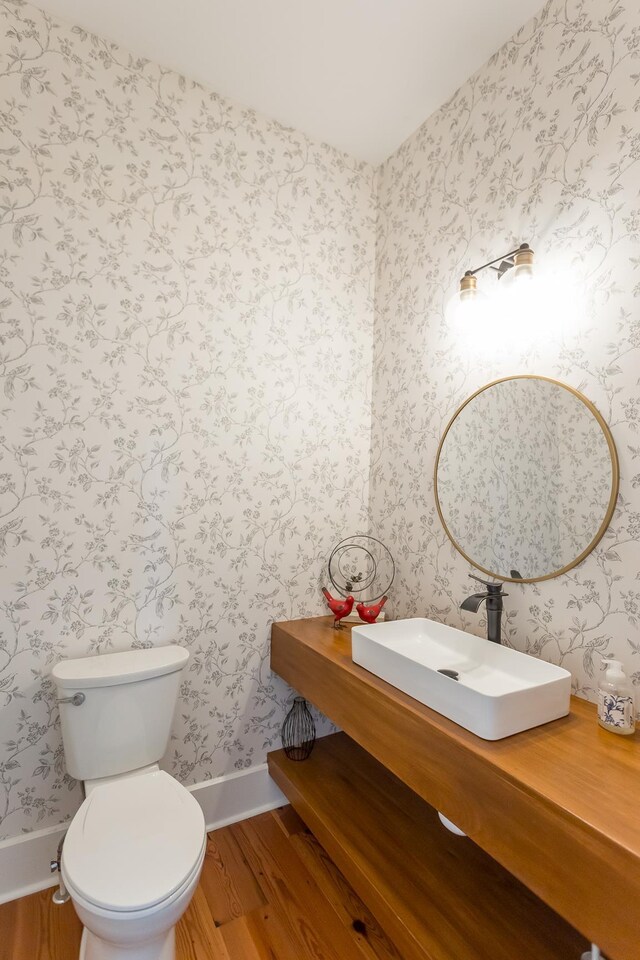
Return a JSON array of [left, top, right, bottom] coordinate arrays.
[[460, 592, 488, 613], [460, 575, 508, 644]]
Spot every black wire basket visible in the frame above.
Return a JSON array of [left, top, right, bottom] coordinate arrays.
[[282, 697, 316, 761]]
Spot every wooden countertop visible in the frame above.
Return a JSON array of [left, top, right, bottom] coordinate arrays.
[[271, 616, 640, 960]]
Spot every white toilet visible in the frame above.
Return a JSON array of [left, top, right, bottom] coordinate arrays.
[[52, 646, 206, 960]]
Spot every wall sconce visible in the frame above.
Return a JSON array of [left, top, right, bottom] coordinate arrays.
[[448, 240, 584, 351], [449, 242, 534, 326]]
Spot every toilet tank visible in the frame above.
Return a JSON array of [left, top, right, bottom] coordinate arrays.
[[52, 646, 189, 781]]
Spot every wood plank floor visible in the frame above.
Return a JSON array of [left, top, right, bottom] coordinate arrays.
[[0, 807, 403, 960]]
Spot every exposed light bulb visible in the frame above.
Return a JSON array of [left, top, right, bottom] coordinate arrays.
[[497, 246, 536, 300], [446, 274, 490, 338], [494, 246, 539, 343], [497, 248, 583, 344]]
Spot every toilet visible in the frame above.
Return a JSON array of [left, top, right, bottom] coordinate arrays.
[[52, 646, 206, 960]]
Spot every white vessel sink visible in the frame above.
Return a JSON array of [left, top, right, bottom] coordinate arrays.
[[351, 618, 571, 740]]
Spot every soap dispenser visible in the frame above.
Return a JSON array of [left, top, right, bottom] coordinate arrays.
[[598, 659, 636, 736]]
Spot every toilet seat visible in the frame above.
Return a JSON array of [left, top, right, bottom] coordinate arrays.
[[64, 845, 205, 922], [62, 770, 205, 913]]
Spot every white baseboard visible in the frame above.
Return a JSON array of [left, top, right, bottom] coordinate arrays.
[[0, 821, 67, 905], [189, 761, 286, 832], [0, 763, 286, 905]]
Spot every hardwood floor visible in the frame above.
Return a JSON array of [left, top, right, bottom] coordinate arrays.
[[0, 807, 402, 960]]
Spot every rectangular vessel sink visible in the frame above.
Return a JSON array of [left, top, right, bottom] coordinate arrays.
[[351, 618, 571, 740]]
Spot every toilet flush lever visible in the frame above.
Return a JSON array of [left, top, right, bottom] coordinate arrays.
[[56, 692, 85, 706]]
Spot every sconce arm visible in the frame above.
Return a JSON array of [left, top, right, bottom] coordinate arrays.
[[466, 242, 531, 277]]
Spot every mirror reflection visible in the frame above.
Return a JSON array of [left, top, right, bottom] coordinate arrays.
[[435, 376, 618, 582]]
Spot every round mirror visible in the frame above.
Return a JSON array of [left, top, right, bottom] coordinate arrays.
[[434, 376, 619, 583]]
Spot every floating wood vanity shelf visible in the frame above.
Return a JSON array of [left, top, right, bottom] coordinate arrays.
[[270, 735, 588, 960], [270, 617, 640, 960]]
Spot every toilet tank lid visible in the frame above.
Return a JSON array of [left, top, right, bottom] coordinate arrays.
[[52, 646, 189, 689]]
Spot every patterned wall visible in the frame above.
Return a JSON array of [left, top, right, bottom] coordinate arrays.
[[0, 0, 375, 839], [4, 0, 640, 844], [371, 0, 640, 698]]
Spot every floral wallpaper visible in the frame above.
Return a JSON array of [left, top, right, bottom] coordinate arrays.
[[436, 377, 614, 580], [4, 0, 640, 846], [371, 0, 640, 700], [0, 0, 375, 839]]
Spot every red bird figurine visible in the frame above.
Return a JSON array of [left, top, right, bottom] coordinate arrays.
[[322, 587, 355, 629], [356, 595, 388, 624]]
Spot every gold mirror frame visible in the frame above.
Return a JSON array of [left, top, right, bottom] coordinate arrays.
[[434, 375, 620, 584]]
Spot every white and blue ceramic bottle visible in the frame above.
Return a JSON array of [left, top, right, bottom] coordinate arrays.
[[598, 659, 636, 736]]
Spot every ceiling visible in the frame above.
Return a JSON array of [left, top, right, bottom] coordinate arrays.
[[35, 0, 544, 165]]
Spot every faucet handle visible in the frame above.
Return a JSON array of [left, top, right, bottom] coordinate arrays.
[[468, 573, 507, 595]]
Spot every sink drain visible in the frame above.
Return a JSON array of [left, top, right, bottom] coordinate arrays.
[[437, 668, 459, 681]]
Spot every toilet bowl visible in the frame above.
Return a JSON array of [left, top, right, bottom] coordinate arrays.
[[61, 768, 205, 960]]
